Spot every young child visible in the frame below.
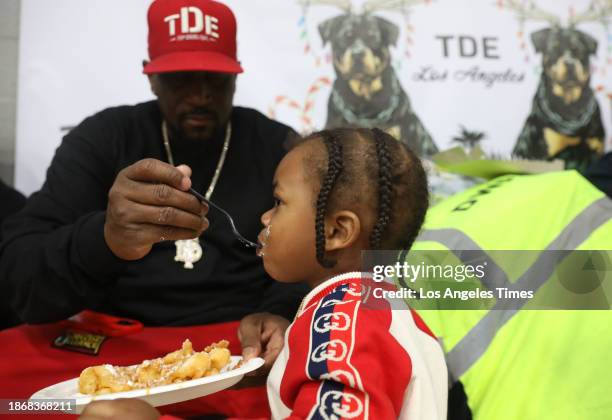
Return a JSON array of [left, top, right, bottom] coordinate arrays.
[[79, 128, 447, 420], [258, 128, 447, 419]]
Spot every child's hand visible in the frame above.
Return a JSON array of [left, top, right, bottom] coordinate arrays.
[[80, 399, 160, 420], [238, 312, 290, 376]]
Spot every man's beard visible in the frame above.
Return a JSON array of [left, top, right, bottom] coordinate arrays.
[[175, 108, 224, 142]]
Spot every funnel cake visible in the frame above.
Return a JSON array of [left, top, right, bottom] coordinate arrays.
[[78, 339, 231, 395]]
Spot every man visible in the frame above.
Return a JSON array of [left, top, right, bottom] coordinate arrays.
[[0, 0, 305, 370]]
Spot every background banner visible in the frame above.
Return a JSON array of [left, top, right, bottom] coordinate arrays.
[[16, 0, 612, 194]]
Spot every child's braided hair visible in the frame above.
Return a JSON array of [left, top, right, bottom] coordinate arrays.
[[369, 128, 393, 250], [302, 127, 428, 268], [315, 133, 343, 268]]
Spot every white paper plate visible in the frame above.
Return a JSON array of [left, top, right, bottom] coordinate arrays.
[[30, 356, 264, 414]]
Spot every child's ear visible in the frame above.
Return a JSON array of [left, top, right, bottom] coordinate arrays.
[[325, 210, 361, 251]]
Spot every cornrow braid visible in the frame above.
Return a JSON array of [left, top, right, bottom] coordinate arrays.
[[299, 127, 428, 265], [369, 128, 393, 250], [314, 133, 344, 268]]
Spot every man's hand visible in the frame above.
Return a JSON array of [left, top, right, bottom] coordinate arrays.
[[239, 312, 290, 376], [104, 159, 209, 260], [79, 399, 160, 420]]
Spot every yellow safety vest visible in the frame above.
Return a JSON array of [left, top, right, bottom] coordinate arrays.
[[411, 171, 612, 420]]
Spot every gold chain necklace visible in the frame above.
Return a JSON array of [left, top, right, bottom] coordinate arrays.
[[161, 120, 232, 269]]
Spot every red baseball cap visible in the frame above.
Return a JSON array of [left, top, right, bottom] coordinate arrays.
[[143, 0, 243, 74]]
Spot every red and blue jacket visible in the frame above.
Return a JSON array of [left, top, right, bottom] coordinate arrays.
[[267, 272, 447, 419]]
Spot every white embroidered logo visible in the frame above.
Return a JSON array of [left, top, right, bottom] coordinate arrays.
[[311, 339, 348, 362], [333, 281, 361, 297], [346, 281, 363, 296], [314, 312, 351, 333], [164, 7, 219, 38], [320, 370, 356, 388], [321, 298, 356, 307], [319, 390, 364, 419]]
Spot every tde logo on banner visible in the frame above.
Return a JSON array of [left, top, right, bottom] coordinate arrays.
[[414, 35, 525, 88]]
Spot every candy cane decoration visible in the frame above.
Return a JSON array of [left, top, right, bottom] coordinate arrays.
[[268, 77, 332, 134]]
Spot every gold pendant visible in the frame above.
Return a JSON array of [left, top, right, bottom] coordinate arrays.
[[174, 238, 203, 269]]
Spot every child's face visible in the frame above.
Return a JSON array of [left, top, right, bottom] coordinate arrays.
[[257, 145, 320, 284]]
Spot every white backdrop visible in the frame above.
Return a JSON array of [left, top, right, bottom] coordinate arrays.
[[16, 0, 612, 194]]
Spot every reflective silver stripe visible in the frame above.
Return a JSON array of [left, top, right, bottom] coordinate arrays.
[[416, 229, 512, 290], [417, 229, 481, 250], [418, 197, 612, 382]]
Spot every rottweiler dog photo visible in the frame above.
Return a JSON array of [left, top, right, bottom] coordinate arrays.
[[319, 12, 439, 156], [513, 26, 605, 172]]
